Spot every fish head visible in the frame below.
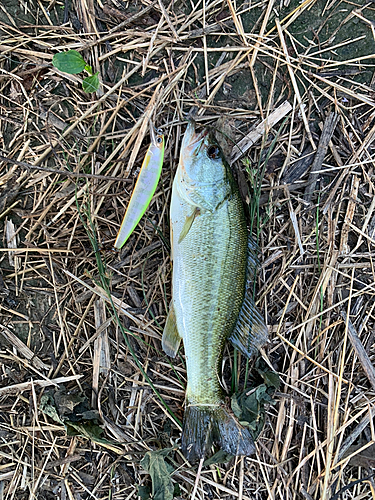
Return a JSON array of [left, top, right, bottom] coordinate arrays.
[[150, 125, 165, 151], [178, 121, 230, 210]]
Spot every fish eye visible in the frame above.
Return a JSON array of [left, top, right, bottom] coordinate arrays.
[[156, 136, 163, 144], [207, 145, 220, 159]]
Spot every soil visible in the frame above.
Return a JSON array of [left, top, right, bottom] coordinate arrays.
[[1, 0, 375, 499]]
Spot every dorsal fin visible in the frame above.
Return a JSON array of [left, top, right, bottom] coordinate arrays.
[[229, 235, 268, 357], [229, 293, 268, 357]]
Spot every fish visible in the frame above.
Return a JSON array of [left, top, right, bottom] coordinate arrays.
[[114, 126, 165, 249], [162, 121, 268, 462]]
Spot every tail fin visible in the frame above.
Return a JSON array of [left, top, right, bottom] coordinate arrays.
[[182, 403, 255, 462]]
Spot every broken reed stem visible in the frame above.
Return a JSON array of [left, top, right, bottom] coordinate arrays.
[[341, 311, 375, 391]]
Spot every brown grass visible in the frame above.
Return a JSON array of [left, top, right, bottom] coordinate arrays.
[[1, 0, 375, 498]]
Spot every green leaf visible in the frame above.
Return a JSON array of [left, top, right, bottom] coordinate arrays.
[[40, 394, 64, 425], [52, 50, 86, 74], [65, 420, 123, 454], [84, 64, 93, 75], [141, 449, 174, 500], [204, 449, 233, 466], [231, 382, 276, 440], [138, 484, 151, 500], [173, 483, 181, 497], [65, 420, 103, 440], [80, 409, 100, 420], [82, 72, 100, 93], [259, 369, 280, 389], [39, 389, 123, 454], [231, 395, 242, 419]]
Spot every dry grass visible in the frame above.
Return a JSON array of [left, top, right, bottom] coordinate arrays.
[[1, 0, 375, 498]]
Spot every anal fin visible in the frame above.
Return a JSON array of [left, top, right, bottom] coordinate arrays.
[[229, 290, 268, 358], [162, 303, 181, 357]]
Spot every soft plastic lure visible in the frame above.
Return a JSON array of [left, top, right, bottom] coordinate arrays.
[[114, 127, 165, 249]]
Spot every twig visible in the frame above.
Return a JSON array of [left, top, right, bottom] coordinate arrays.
[[0, 155, 132, 182], [0, 326, 48, 371], [303, 112, 339, 202], [341, 311, 375, 391], [0, 375, 83, 396], [231, 100, 292, 163]]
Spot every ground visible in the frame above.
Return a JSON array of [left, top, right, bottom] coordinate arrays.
[[1, 0, 375, 499]]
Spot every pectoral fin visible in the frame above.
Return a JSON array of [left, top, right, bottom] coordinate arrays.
[[162, 303, 181, 357], [178, 207, 199, 244], [229, 291, 268, 358]]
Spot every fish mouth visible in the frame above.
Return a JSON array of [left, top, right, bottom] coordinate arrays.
[[183, 120, 209, 155]]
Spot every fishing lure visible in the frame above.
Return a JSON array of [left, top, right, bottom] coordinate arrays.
[[114, 126, 165, 249]]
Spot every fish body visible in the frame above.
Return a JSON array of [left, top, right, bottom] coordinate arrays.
[[162, 122, 268, 461], [114, 127, 164, 249]]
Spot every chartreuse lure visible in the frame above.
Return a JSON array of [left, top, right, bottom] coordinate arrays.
[[114, 126, 165, 249], [162, 121, 268, 462]]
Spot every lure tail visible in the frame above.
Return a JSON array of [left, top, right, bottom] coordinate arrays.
[[182, 403, 255, 462]]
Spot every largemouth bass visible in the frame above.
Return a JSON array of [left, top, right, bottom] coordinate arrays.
[[162, 121, 268, 461]]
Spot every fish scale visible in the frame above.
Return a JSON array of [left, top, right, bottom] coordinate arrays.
[[172, 187, 247, 404]]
